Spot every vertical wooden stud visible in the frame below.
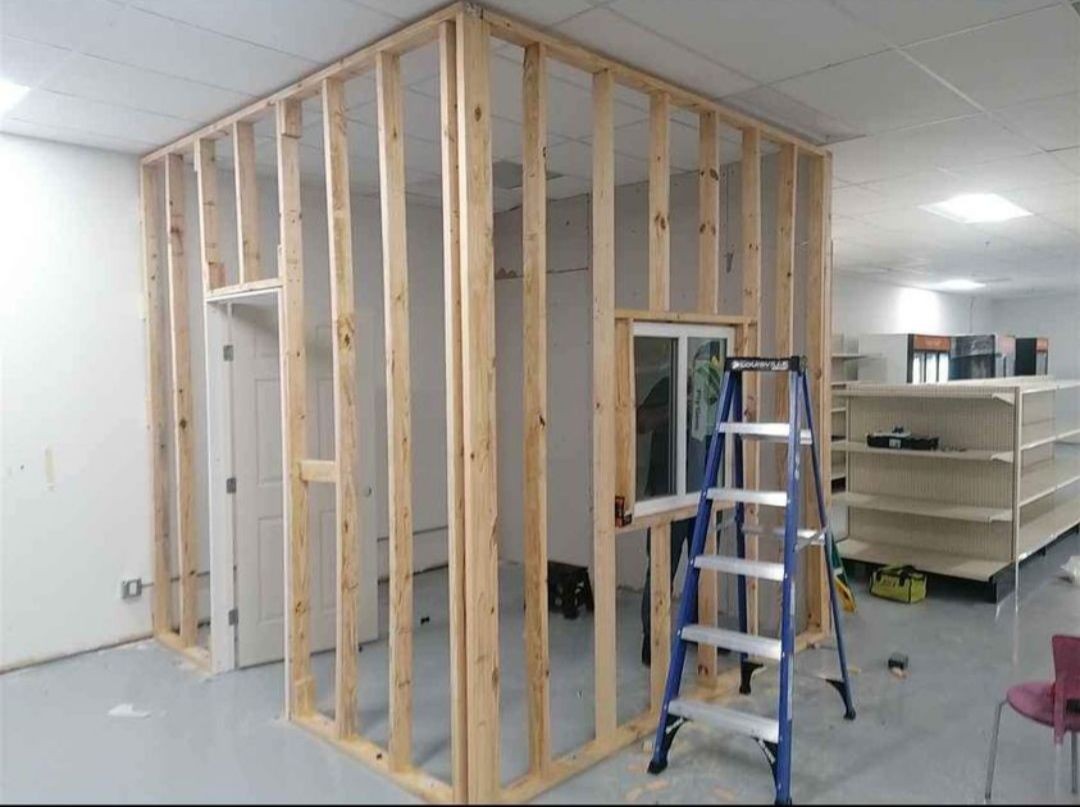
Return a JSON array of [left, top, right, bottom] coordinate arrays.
[[457, 9, 500, 800], [377, 50, 415, 772], [695, 110, 720, 687], [232, 121, 262, 283], [774, 143, 798, 460], [277, 98, 314, 717], [165, 153, 198, 647], [591, 67, 617, 743], [438, 20, 468, 803], [806, 152, 832, 633], [522, 40, 552, 776], [740, 127, 762, 635], [614, 319, 635, 515], [647, 91, 671, 712], [323, 76, 360, 740], [141, 163, 171, 636], [194, 138, 226, 291]]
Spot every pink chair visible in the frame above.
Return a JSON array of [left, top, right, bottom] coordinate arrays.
[[985, 634, 1080, 800]]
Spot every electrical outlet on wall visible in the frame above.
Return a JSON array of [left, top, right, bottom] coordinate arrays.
[[120, 578, 143, 600]]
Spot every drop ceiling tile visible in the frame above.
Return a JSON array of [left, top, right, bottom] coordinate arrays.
[[858, 169, 970, 209], [997, 92, 1080, 152], [1050, 147, 1080, 174], [0, 116, 154, 152], [831, 115, 1038, 184], [978, 214, 1080, 252], [723, 85, 859, 145], [949, 152, 1077, 193], [1010, 179, 1080, 218], [906, 5, 1080, 109], [555, 8, 755, 97], [0, 0, 126, 51], [831, 184, 894, 216], [85, 7, 316, 96], [7, 87, 194, 143], [609, 0, 887, 85], [43, 54, 254, 122], [130, 0, 402, 62], [483, 0, 594, 27], [773, 51, 977, 135], [0, 36, 71, 87], [833, 0, 1057, 46]]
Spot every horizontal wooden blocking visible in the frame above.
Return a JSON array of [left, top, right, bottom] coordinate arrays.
[[377, 49, 415, 772], [299, 459, 337, 484]]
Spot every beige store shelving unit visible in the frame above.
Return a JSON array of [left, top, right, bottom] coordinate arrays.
[[830, 334, 873, 489], [836, 377, 1080, 600]]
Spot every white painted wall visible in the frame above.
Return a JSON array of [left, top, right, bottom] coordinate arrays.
[[0, 135, 152, 668], [832, 274, 992, 338], [988, 291, 1080, 381]]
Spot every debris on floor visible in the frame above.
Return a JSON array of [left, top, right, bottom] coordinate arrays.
[[888, 652, 908, 678], [107, 703, 151, 719]]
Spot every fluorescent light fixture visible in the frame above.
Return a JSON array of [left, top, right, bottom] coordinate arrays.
[[921, 193, 1032, 223], [937, 278, 986, 291], [0, 80, 30, 115]]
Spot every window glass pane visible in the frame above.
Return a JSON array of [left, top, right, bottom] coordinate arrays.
[[938, 352, 949, 382], [686, 336, 727, 493], [634, 336, 677, 501]]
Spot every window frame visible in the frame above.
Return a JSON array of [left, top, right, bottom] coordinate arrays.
[[631, 320, 736, 519]]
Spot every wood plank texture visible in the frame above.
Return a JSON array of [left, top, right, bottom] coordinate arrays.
[[377, 50, 415, 771], [323, 75, 360, 740], [456, 10, 501, 800], [164, 153, 198, 647], [521, 40, 551, 777], [140, 164, 171, 635], [277, 98, 314, 717], [438, 19, 468, 802], [591, 67, 617, 743], [232, 121, 262, 283], [194, 138, 226, 291]]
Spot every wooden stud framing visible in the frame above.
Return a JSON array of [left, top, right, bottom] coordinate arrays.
[[740, 126, 762, 635], [591, 67, 617, 743], [323, 75, 361, 741], [521, 40, 552, 776], [194, 138, 226, 291], [457, 9, 500, 801], [164, 153, 199, 648], [774, 143, 798, 466], [232, 121, 261, 283], [805, 153, 833, 632], [438, 19, 468, 802], [138, 3, 839, 802], [140, 164, 171, 636], [277, 97, 314, 718], [695, 110, 720, 687], [647, 90, 671, 712], [377, 50, 415, 771]]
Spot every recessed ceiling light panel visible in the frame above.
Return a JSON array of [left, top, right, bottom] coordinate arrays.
[[921, 193, 1032, 224], [937, 278, 986, 291]]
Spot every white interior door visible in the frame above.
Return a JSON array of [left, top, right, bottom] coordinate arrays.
[[229, 294, 376, 668]]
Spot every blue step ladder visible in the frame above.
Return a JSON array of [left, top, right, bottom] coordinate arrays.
[[647, 356, 855, 805]]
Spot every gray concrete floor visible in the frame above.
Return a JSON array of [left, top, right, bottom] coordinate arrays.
[[2, 532, 1078, 804]]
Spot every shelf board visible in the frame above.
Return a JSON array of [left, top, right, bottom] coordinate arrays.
[[837, 491, 1009, 523], [831, 406, 846, 414], [1021, 420, 1080, 451], [833, 440, 1003, 462], [1018, 455, 1080, 507], [1018, 496, 1080, 558], [838, 537, 1006, 582], [831, 353, 873, 360], [831, 470, 846, 482]]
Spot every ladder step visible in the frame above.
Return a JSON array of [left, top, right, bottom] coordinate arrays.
[[717, 422, 813, 444], [680, 624, 783, 660], [707, 488, 789, 508], [668, 698, 780, 744], [741, 524, 826, 549], [694, 554, 786, 581]]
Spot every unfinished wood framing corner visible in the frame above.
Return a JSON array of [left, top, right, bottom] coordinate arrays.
[[137, 2, 837, 802]]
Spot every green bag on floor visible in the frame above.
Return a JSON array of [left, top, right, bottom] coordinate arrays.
[[869, 564, 927, 604]]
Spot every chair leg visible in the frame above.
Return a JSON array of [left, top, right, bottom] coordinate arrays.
[[1071, 732, 1077, 796], [985, 699, 1007, 802]]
